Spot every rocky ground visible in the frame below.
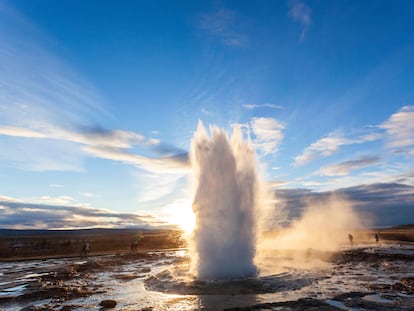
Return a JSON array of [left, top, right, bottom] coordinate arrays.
[[1, 244, 414, 310], [223, 246, 414, 310]]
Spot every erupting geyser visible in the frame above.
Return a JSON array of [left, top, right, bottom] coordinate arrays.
[[190, 121, 258, 280]]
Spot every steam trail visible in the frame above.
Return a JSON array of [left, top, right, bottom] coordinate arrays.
[[190, 121, 258, 280]]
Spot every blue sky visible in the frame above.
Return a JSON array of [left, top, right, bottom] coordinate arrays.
[[1, 0, 414, 229]]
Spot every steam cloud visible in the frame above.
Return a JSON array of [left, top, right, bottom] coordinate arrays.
[[255, 194, 370, 273], [262, 195, 366, 251], [190, 121, 258, 280], [255, 195, 369, 273]]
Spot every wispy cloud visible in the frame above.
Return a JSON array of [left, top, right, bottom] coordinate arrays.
[[48, 184, 64, 188], [0, 125, 154, 149], [0, 6, 107, 128], [294, 131, 381, 166], [83, 145, 188, 173], [199, 9, 249, 47], [36, 195, 82, 206], [288, 0, 312, 42], [0, 195, 165, 229], [0, 4, 111, 171], [294, 133, 351, 166], [201, 107, 212, 116], [293, 105, 414, 167], [250, 117, 285, 155], [243, 103, 283, 110], [0, 124, 189, 172], [290, 161, 414, 192], [380, 105, 414, 153], [319, 155, 381, 177], [134, 172, 188, 205], [0, 137, 85, 171], [0, 4, 189, 174]]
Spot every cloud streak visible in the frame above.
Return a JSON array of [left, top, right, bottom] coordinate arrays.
[[380, 105, 414, 153], [0, 124, 189, 172], [83, 145, 188, 173], [199, 9, 249, 47], [319, 155, 381, 176], [0, 4, 115, 171], [0, 195, 167, 229], [293, 105, 414, 168], [0, 5, 189, 173], [201, 107, 212, 116], [49, 184, 64, 188], [294, 134, 352, 166], [294, 131, 381, 166], [0, 125, 154, 149], [0, 5, 107, 129], [243, 103, 283, 110], [288, 0, 312, 42]]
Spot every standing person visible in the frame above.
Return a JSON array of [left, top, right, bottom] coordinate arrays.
[[130, 233, 142, 253], [375, 233, 379, 244], [81, 242, 90, 257], [131, 240, 138, 252], [134, 232, 143, 252], [348, 233, 354, 247], [85, 242, 90, 255], [130, 241, 135, 252]]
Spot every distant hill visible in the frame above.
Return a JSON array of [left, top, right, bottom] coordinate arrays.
[[388, 224, 414, 230]]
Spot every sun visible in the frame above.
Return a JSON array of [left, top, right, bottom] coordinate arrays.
[[164, 200, 196, 234]]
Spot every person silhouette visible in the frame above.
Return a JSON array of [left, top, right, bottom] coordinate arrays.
[[81, 242, 90, 257], [348, 233, 354, 247], [375, 233, 379, 244]]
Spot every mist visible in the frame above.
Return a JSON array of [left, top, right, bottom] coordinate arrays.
[[256, 194, 371, 271]]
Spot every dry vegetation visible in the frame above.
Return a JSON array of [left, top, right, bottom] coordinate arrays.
[[375, 224, 414, 242], [0, 228, 187, 261]]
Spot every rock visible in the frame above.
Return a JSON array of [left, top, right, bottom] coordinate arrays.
[[394, 277, 414, 294], [99, 299, 117, 308], [114, 273, 137, 281], [400, 277, 414, 287]]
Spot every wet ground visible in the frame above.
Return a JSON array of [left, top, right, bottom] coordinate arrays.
[[1, 244, 414, 310]]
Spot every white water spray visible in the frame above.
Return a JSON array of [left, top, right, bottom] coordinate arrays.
[[190, 121, 258, 280]]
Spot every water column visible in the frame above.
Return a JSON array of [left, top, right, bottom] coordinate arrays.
[[190, 121, 258, 280]]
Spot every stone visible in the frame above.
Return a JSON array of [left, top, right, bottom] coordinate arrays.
[[99, 299, 117, 308]]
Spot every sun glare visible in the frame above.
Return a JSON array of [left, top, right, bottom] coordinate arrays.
[[165, 200, 196, 234]]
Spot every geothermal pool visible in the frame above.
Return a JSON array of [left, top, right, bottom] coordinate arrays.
[[1, 244, 414, 310]]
